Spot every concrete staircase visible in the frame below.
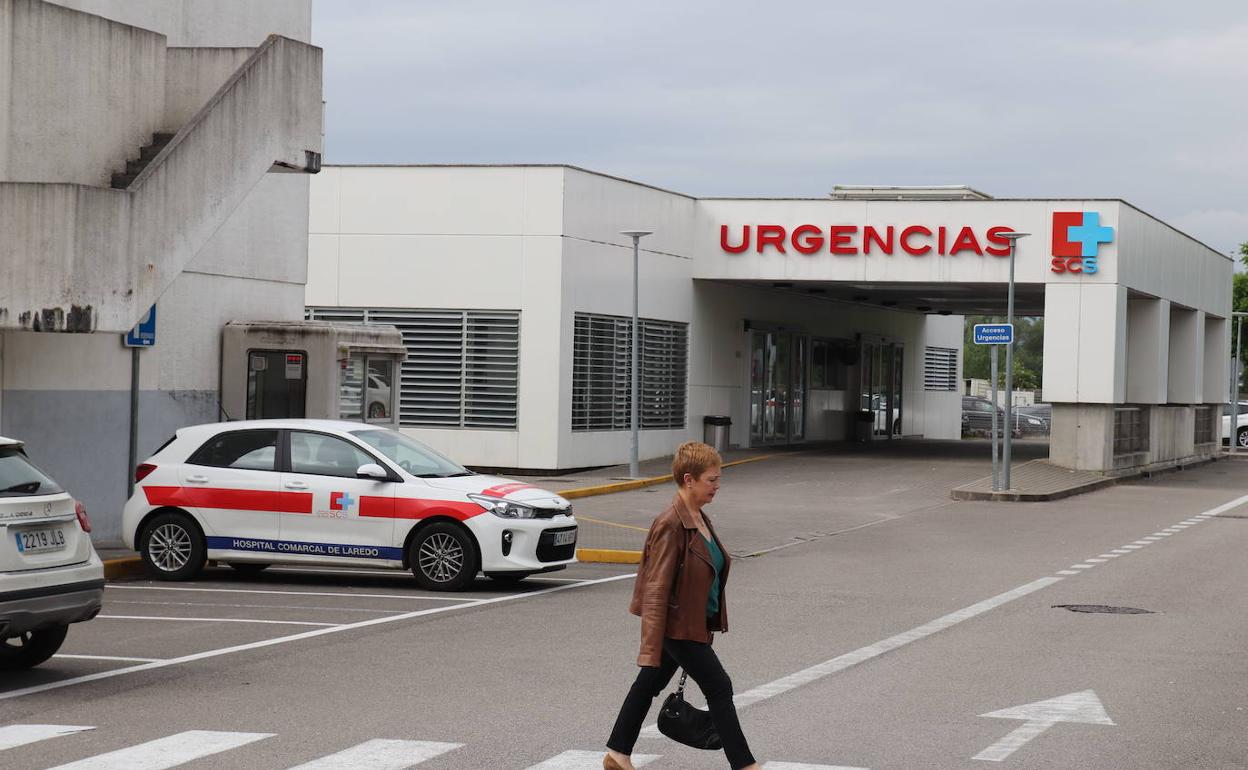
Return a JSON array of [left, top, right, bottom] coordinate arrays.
[[110, 133, 175, 190], [1, 34, 322, 333]]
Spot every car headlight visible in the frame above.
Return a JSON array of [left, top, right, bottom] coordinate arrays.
[[1027, 417, 1043, 426], [468, 494, 537, 519]]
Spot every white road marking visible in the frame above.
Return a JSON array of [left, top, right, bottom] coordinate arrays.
[[0, 573, 637, 701], [1055, 570, 1080, 576], [973, 690, 1114, 762], [285, 739, 463, 769], [96, 615, 339, 627], [1069, 565, 1095, 570], [1084, 558, 1108, 563], [1110, 549, 1132, 554], [1130, 540, 1153, 545], [46, 730, 273, 769], [53, 654, 165, 663], [1122, 545, 1144, 550], [111, 599, 403, 615], [1154, 532, 1174, 536], [525, 750, 659, 769], [107, 584, 469, 602], [758, 758, 868, 763], [643, 576, 1063, 738], [1096, 554, 1121, 559], [0, 724, 94, 751]]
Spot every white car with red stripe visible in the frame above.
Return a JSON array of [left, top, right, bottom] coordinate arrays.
[[121, 420, 577, 590]]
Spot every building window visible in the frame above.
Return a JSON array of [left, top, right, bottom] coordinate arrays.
[[923, 347, 958, 391], [306, 307, 519, 429], [1113, 407, 1149, 455], [810, 338, 851, 389], [572, 313, 688, 431], [1194, 405, 1217, 445]]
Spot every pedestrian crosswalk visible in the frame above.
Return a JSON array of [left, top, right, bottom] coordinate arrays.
[[0, 724, 867, 769]]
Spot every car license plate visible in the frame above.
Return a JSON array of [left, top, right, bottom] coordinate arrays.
[[552, 530, 577, 547], [15, 527, 67, 554]]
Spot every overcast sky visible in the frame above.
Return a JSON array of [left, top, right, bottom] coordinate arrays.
[[313, 0, 1247, 260]]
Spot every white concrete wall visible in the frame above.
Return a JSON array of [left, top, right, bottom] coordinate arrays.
[[1125, 297, 1169, 404], [47, 0, 311, 46], [163, 46, 253, 132], [1043, 283, 1127, 404], [307, 166, 567, 469], [0, 0, 166, 186], [1117, 204, 1232, 319], [1204, 316, 1229, 405]]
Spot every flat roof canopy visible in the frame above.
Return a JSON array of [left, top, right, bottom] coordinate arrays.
[[707, 280, 1048, 316]]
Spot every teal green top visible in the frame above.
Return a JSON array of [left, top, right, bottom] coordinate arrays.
[[703, 534, 725, 617]]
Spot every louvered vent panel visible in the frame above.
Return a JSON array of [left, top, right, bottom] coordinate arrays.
[[306, 307, 519, 428], [572, 312, 687, 432], [923, 346, 958, 391]]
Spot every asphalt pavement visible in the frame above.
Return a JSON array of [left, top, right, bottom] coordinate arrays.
[[2, 450, 1246, 769]]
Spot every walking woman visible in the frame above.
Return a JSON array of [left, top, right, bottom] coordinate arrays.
[[604, 441, 760, 770]]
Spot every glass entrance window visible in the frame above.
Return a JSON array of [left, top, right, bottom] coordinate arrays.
[[858, 340, 904, 440], [339, 355, 397, 423], [749, 330, 807, 445]]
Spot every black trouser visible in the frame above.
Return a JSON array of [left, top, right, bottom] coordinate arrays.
[[607, 637, 756, 769]]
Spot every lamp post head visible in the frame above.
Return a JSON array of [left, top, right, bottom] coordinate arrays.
[[998, 231, 1030, 241], [619, 230, 653, 240]]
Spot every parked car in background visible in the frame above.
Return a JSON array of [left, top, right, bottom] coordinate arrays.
[[1013, 403, 1052, 435], [1224, 402, 1248, 448], [961, 396, 1037, 438], [0, 437, 103, 669]]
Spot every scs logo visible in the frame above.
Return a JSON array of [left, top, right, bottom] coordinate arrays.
[[1051, 211, 1113, 274]]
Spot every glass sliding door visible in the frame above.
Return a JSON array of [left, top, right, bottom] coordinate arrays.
[[858, 339, 904, 440], [749, 330, 807, 445]]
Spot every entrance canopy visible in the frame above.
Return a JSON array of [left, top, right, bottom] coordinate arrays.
[[710, 279, 1048, 316]]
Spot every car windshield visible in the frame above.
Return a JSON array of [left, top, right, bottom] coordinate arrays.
[[349, 429, 471, 478], [0, 447, 64, 497]]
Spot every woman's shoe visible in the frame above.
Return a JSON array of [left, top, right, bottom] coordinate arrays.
[[603, 753, 626, 770]]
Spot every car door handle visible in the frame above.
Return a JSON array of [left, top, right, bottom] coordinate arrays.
[[185, 475, 209, 484], [285, 481, 309, 490]]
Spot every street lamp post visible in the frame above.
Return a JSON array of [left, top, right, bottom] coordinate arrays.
[[998, 232, 1030, 490], [620, 230, 653, 478], [1232, 312, 1246, 455]]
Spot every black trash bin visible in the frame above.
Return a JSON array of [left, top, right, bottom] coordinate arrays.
[[853, 410, 874, 443], [703, 415, 732, 451]]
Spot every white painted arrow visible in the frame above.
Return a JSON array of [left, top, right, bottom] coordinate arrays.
[[973, 690, 1114, 762]]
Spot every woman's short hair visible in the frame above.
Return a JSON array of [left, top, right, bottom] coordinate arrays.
[[672, 441, 722, 486]]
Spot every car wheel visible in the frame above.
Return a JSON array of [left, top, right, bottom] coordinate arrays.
[[1239, 427, 1248, 449], [485, 572, 532, 584], [228, 562, 270, 575], [410, 522, 479, 591], [0, 625, 69, 670], [140, 512, 206, 581]]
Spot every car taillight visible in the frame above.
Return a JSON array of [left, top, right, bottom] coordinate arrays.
[[74, 500, 92, 533], [135, 463, 157, 483]]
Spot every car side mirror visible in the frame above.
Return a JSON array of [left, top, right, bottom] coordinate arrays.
[[356, 463, 390, 481]]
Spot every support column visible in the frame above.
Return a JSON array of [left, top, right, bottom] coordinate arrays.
[[1203, 315, 1229, 404], [1044, 283, 1128, 472], [1126, 297, 1169, 404], [1167, 307, 1203, 404]]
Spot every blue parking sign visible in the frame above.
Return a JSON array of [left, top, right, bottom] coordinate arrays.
[[124, 305, 157, 347], [973, 323, 1013, 345]]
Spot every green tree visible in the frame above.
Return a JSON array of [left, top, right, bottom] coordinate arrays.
[[963, 315, 1043, 390], [1233, 242, 1248, 392]]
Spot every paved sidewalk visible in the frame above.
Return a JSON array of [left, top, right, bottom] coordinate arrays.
[[951, 459, 1114, 501]]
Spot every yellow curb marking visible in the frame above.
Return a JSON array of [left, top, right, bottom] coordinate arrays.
[[576, 548, 642, 564], [560, 453, 779, 500]]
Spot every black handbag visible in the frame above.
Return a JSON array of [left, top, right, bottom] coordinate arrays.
[[657, 670, 723, 750]]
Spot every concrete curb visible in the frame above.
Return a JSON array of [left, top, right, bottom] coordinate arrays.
[[575, 548, 642, 564], [950, 477, 1116, 502], [103, 555, 145, 580]]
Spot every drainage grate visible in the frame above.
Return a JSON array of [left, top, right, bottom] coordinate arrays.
[[1053, 604, 1154, 614]]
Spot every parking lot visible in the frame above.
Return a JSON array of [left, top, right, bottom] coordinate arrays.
[[3, 562, 636, 703]]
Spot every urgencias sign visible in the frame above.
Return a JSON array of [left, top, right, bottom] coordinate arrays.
[[719, 224, 1017, 257]]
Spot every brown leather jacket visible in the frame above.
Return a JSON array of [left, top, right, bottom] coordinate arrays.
[[629, 494, 731, 666]]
